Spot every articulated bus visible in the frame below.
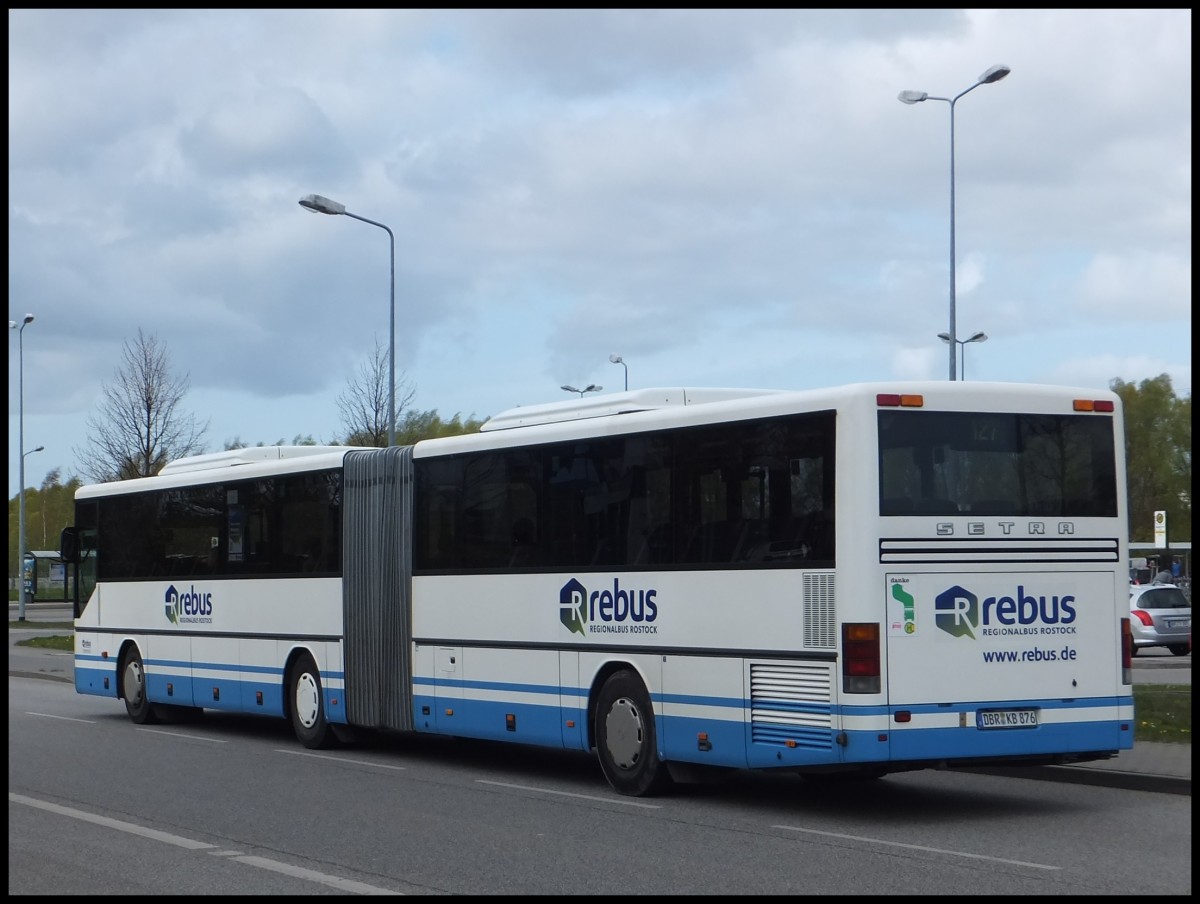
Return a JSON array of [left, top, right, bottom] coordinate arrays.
[[61, 381, 1135, 796]]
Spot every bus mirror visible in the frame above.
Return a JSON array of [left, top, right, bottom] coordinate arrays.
[[60, 527, 80, 564]]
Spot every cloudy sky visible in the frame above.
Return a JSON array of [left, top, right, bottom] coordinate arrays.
[[8, 9, 1192, 499]]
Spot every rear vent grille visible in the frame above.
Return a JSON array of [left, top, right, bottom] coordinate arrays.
[[749, 662, 834, 748], [803, 573, 836, 648]]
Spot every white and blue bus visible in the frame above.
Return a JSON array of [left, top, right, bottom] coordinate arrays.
[[61, 381, 1135, 796]]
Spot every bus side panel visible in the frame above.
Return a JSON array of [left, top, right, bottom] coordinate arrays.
[[448, 647, 565, 745], [190, 634, 242, 712], [74, 585, 119, 699], [661, 656, 748, 769], [559, 651, 585, 750], [321, 640, 348, 726], [411, 643, 437, 730], [74, 630, 119, 699], [237, 638, 284, 717]]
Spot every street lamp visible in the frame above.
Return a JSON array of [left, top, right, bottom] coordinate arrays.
[[899, 64, 1010, 381], [608, 354, 628, 391], [937, 330, 988, 380], [10, 313, 35, 622], [300, 194, 396, 447], [561, 384, 602, 398]]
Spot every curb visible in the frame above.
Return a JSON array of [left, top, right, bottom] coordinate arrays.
[[952, 763, 1190, 796]]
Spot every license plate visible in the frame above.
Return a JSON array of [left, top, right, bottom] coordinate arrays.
[[976, 708, 1039, 729], [1167, 618, 1190, 629]]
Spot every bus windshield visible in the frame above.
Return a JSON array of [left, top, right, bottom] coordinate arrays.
[[878, 410, 1117, 518]]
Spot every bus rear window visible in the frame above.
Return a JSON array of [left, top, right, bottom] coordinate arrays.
[[878, 410, 1117, 518]]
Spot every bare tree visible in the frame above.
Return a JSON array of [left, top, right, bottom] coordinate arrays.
[[337, 337, 416, 447], [76, 329, 209, 481]]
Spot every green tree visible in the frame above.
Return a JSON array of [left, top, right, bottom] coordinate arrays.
[[223, 434, 321, 449], [394, 409, 485, 444], [9, 469, 81, 584], [1111, 374, 1192, 544]]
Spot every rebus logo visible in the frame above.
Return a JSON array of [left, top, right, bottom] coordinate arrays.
[[164, 584, 213, 624], [558, 577, 659, 637], [936, 583, 1078, 641], [935, 585, 979, 639], [560, 578, 588, 636]]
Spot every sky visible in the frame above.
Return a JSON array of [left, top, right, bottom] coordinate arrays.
[[7, 9, 1192, 499]]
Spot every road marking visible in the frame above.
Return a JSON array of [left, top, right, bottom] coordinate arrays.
[[772, 824, 1060, 870], [476, 779, 663, 808], [275, 749, 407, 770], [137, 727, 228, 743], [23, 711, 97, 724], [9, 793, 401, 894]]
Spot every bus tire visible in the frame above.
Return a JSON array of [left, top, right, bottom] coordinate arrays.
[[288, 652, 335, 749], [594, 670, 671, 797], [120, 647, 159, 725]]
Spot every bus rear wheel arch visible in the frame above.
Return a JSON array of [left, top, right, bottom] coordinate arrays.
[[593, 669, 672, 797], [287, 651, 336, 749], [119, 645, 159, 725]]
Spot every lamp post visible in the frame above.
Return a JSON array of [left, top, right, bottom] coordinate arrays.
[[937, 330, 987, 380], [10, 313, 35, 622], [899, 64, 1010, 381], [300, 194, 396, 447], [561, 384, 602, 398], [608, 354, 628, 391]]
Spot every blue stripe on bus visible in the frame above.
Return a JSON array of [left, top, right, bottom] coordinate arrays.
[[76, 655, 1133, 765]]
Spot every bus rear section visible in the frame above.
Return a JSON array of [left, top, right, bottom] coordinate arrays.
[[864, 386, 1134, 769], [880, 566, 1130, 765]]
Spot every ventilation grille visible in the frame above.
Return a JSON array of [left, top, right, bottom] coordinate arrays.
[[749, 662, 834, 748], [803, 573, 836, 648], [879, 536, 1119, 565]]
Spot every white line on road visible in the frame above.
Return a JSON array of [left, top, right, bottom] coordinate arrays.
[[9, 793, 401, 894], [136, 727, 229, 743], [23, 711, 97, 724], [275, 749, 407, 770], [772, 824, 1060, 870], [476, 779, 663, 808]]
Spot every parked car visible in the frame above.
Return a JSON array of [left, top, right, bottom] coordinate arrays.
[[1128, 582, 1191, 656]]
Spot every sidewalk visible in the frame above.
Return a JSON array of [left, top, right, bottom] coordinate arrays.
[[8, 622, 1190, 795], [957, 739, 1190, 796]]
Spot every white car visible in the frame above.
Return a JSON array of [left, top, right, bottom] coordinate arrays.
[[1128, 582, 1191, 656]]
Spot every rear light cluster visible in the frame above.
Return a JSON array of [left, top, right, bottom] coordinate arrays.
[[876, 394, 923, 408], [1130, 609, 1154, 627], [1120, 618, 1133, 683], [874, 394, 1115, 413], [842, 622, 881, 694]]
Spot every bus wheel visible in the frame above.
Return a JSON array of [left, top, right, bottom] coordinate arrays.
[[121, 647, 158, 725], [595, 670, 671, 797], [288, 653, 334, 749]]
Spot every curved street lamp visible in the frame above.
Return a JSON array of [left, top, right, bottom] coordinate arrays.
[[899, 64, 1010, 381], [561, 384, 602, 398], [300, 194, 396, 446], [10, 313, 36, 622], [608, 354, 628, 391], [937, 330, 988, 380]]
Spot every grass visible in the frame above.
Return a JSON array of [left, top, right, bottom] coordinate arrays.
[[17, 633, 72, 651], [1133, 684, 1191, 744], [12, 629, 1191, 746]]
